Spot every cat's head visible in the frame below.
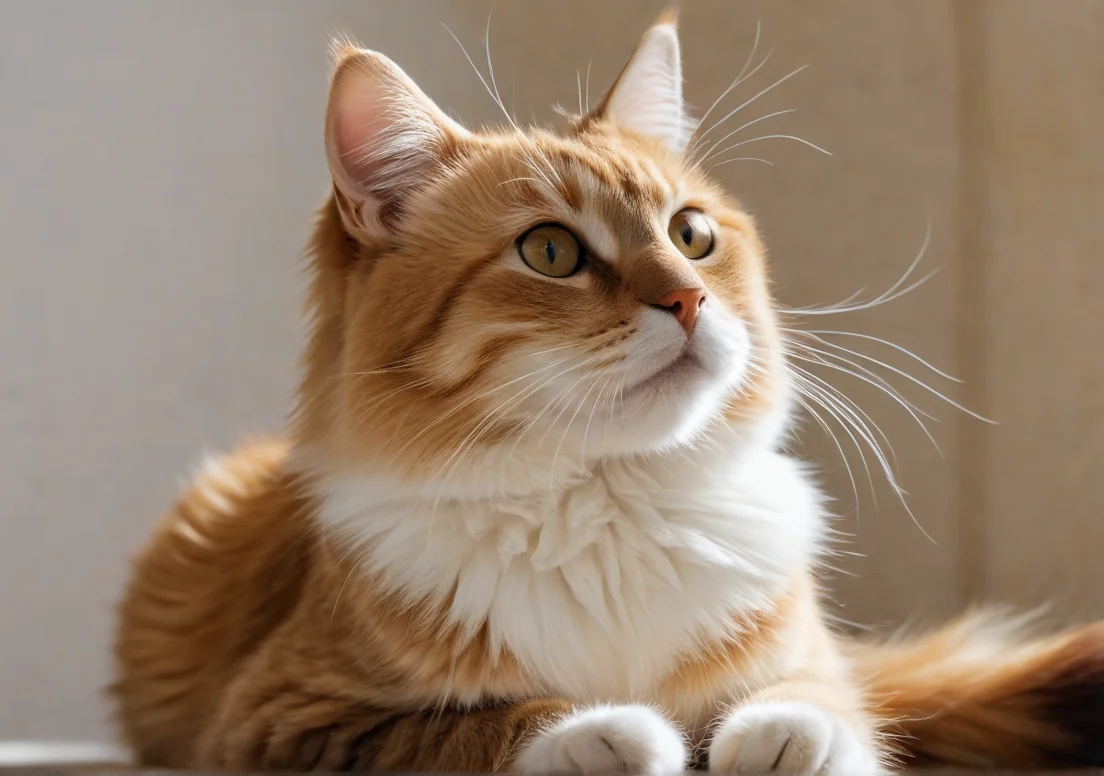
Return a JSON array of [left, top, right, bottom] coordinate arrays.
[[296, 14, 790, 496]]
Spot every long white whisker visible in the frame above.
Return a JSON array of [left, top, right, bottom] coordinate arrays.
[[792, 269, 940, 317], [794, 390, 861, 516], [713, 157, 774, 168], [551, 379, 597, 488], [798, 334, 993, 424], [790, 353, 909, 472], [603, 376, 623, 450], [509, 366, 589, 455], [445, 19, 562, 197], [785, 224, 933, 315], [580, 377, 612, 464], [790, 371, 877, 508], [792, 365, 937, 544], [785, 339, 940, 448], [787, 352, 904, 463], [710, 134, 833, 167], [798, 329, 962, 383], [787, 336, 944, 421], [691, 65, 810, 157], [443, 24, 512, 129], [483, 11, 520, 132], [393, 353, 579, 456], [698, 109, 797, 163], [429, 363, 584, 518], [538, 370, 597, 448], [688, 22, 768, 154], [792, 364, 895, 474], [498, 176, 547, 188], [584, 60, 593, 112]]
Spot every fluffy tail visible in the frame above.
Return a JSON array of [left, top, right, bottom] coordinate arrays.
[[850, 611, 1104, 768]]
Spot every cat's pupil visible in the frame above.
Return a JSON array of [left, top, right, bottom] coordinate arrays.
[[681, 224, 693, 246], [545, 239, 556, 263]]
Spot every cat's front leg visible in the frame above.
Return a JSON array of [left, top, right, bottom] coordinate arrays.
[[708, 682, 883, 776], [516, 705, 688, 776]]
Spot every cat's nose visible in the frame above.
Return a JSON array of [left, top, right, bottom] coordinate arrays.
[[654, 287, 707, 334]]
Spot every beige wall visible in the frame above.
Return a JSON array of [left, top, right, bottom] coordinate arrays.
[[1, 0, 1100, 744]]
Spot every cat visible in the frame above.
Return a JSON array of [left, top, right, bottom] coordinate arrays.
[[111, 11, 1104, 775]]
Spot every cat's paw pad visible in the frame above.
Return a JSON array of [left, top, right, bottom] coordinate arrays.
[[708, 701, 880, 776], [515, 704, 687, 775]]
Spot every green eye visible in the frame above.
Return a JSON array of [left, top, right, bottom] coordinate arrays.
[[668, 209, 714, 260], [517, 224, 582, 278]]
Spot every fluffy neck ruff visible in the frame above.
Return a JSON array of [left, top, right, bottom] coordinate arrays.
[[312, 425, 828, 702]]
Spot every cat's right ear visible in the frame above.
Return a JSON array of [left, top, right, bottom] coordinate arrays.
[[325, 41, 470, 243]]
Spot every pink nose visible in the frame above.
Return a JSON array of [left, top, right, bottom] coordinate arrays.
[[655, 287, 707, 334]]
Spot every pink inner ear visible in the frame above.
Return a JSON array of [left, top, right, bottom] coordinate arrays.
[[329, 75, 391, 196], [324, 48, 468, 236]]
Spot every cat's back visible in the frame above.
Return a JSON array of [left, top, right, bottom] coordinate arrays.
[[112, 438, 314, 767]]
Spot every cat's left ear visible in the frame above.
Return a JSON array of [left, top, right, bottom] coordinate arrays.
[[324, 40, 471, 243], [584, 9, 692, 154]]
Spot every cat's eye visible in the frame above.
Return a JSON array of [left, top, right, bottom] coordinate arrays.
[[668, 209, 714, 260], [517, 224, 582, 278]]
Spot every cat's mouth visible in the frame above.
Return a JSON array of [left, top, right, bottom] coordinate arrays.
[[626, 348, 703, 397]]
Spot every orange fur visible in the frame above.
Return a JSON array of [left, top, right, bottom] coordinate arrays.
[[112, 13, 1104, 774], [852, 613, 1104, 767]]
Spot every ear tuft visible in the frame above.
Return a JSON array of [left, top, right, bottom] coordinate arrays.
[[586, 12, 692, 154], [324, 40, 469, 242]]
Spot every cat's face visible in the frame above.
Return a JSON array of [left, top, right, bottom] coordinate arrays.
[[297, 18, 787, 492]]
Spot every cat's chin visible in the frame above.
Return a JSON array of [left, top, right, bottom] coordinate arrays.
[[592, 318, 752, 457]]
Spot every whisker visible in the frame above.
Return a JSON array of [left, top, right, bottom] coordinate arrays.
[[697, 108, 797, 163], [711, 157, 774, 168], [498, 176, 547, 188], [584, 60, 593, 112], [429, 366, 573, 515], [347, 376, 434, 427], [791, 364, 937, 544], [603, 376, 623, 450], [484, 11, 519, 131], [687, 21, 767, 155], [793, 389, 862, 516], [791, 368, 881, 507], [580, 377, 612, 463], [444, 18, 563, 194], [787, 352, 904, 464], [798, 329, 962, 383], [690, 65, 810, 159], [509, 365, 589, 455], [443, 23, 512, 129], [785, 339, 940, 450], [785, 224, 933, 315], [785, 334, 942, 418], [709, 134, 832, 168], [392, 353, 579, 456], [789, 270, 939, 317], [537, 369, 598, 448], [551, 379, 598, 488], [796, 333, 993, 424]]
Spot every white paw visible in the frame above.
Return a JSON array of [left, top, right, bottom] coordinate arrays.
[[515, 704, 688, 775], [708, 701, 881, 776]]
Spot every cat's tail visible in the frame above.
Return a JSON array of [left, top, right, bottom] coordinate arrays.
[[849, 610, 1104, 768]]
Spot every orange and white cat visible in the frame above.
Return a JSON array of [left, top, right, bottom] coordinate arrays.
[[113, 13, 1104, 775]]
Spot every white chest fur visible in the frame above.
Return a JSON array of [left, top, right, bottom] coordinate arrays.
[[317, 440, 826, 703]]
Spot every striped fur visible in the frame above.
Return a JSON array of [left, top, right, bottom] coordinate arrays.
[[112, 12, 1104, 775]]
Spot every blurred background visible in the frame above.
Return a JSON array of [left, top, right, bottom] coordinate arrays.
[[1, 0, 1101, 747]]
